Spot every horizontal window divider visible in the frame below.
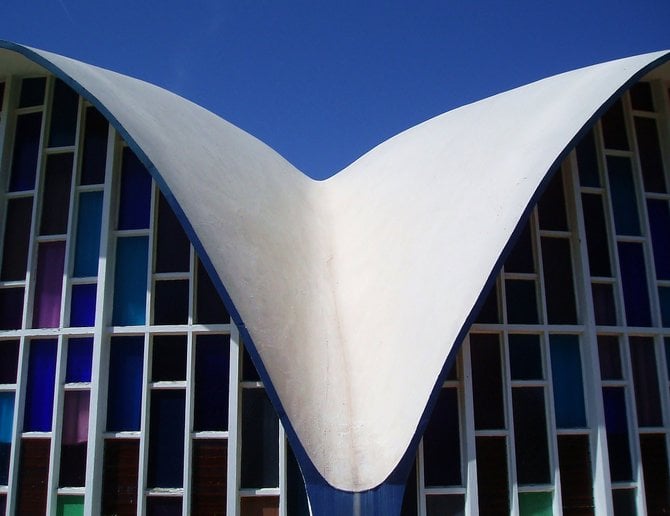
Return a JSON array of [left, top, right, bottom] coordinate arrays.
[[4, 190, 34, 199], [14, 105, 43, 115], [603, 149, 634, 157], [657, 279, 670, 287], [423, 487, 466, 495], [0, 328, 94, 338], [611, 482, 639, 490], [517, 485, 554, 493], [103, 431, 141, 439], [502, 272, 538, 280], [538, 229, 572, 238], [240, 381, 264, 389], [474, 429, 508, 437], [190, 324, 232, 333], [631, 110, 658, 118], [0, 280, 26, 288], [555, 428, 591, 436], [21, 432, 51, 438], [637, 427, 668, 434], [44, 145, 76, 154], [145, 488, 183, 496], [442, 380, 459, 388], [113, 228, 150, 237], [510, 380, 547, 388], [0, 384, 17, 391], [615, 235, 647, 243], [70, 276, 97, 285], [57, 487, 85, 495], [150, 381, 186, 389], [0, 487, 7, 494], [590, 276, 616, 284], [239, 488, 281, 497], [645, 191, 670, 201], [580, 186, 605, 194], [152, 272, 190, 280], [76, 184, 104, 193], [192, 431, 228, 439], [63, 382, 91, 390], [36, 234, 67, 243], [601, 380, 628, 387]]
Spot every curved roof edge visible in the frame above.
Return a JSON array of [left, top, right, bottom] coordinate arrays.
[[0, 42, 668, 493]]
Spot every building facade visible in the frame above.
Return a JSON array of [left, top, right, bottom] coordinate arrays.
[[0, 43, 669, 515]]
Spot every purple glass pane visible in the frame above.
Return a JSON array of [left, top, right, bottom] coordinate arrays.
[[70, 283, 96, 327], [66, 338, 93, 383], [62, 391, 89, 445], [32, 242, 65, 328]]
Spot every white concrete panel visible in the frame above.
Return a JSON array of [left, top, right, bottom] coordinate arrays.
[[1, 43, 667, 490]]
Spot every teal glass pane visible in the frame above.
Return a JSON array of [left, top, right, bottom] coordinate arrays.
[[550, 335, 586, 428], [56, 496, 84, 516], [607, 156, 640, 236], [0, 393, 14, 443], [107, 336, 144, 431], [519, 492, 552, 516], [48, 79, 79, 147], [112, 237, 148, 325], [73, 191, 103, 277]]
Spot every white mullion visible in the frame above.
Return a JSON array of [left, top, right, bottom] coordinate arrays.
[[278, 423, 287, 516], [137, 330, 151, 516], [565, 151, 614, 515], [46, 335, 67, 515], [84, 124, 118, 516], [416, 441, 427, 516], [182, 246, 196, 516], [5, 335, 28, 514], [461, 338, 479, 516], [227, 323, 241, 516], [501, 331, 519, 516]]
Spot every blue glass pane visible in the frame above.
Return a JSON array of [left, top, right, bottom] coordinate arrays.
[[607, 156, 640, 236], [70, 284, 96, 327], [73, 191, 103, 277], [24, 339, 57, 432], [9, 112, 42, 192], [618, 242, 651, 326], [550, 335, 586, 428], [66, 338, 93, 383], [602, 387, 632, 481], [423, 388, 461, 486], [48, 79, 79, 147], [509, 334, 543, 380], [18, 78, 45, 107], [194, 335, 229, 431], [647, 199, 670, 280], [660, 288, 670, 327], [0, 393, 14, 443], [107, 336, 144, 431], [112, 237, 148, 326], [147, 390, 185, 488], [117, 148, 152, 230]]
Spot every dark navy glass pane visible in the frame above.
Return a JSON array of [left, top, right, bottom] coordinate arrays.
[[602, 387, 633, 481], [148, 390, 185, 488], [147, 497, 182, 516], [287, 445, 310, 516], [542, 237, 577, 324], [557, 435, 594, 515], [241, 389, 279, 488], [80, 107, 108, 185], [647, 199, 670, 280], [153, 280, 189, 325], [629, 337, 662, 427], [112, 236, 148, 326], [512, 387, 550, 484], [155, 193, 190, 273], [0, 340, 19, 383], [666, 337, 670, 378], [601, 99, 629, 150], [70, 283, 96, 327], [612, 489, 637, 516], [598, 336, 622, 380], [73, 191, 103, 277], [17, 438, 49, 515], [505, 224, 534, 273], [152, 335, 186, 382], [660, 287, 670, 327], [576, 129, 600, 187], [0, 288, 24, 329], [40, 153, 73, 235], [107, 336, 144, 431], [194, 335, 229, 431], [0, 82, 4, 108], [581, 193, 611, 277], [117, 147, 152, 230], [475, 437, 509, 514], [48, 79, 78, 147], [538, 172, 568, 230], [18, 78, 45, 107], [630, 82, 655, 111], [196, 259, 229, 324], [242, 344, 261, 382], [59, 390, 89, 487], [240, 497, 279, 515], [608, 156, 640, 236], [423, 388, 461, 486], [618, 242, 651, 326], [102, 439, 139, 515], [470, 334, 504, 430], [640, 434, 670, 515], [9, 112, 42, 191], [66, 337, 93, 383], [635, 117, 666, 193], [24, 339, 57, 431], [592, 283, 617, 325], [509, 334, 542, 380], [426, 495, 465, 516], [550, 335, 586, 428], [191, 440, 227, 514], [474, 283, 499, 324], [505, 279, 538, 324], [1, 197, 33, 281]]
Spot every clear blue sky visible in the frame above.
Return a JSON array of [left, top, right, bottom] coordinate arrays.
[[1, 1, 669, 179]]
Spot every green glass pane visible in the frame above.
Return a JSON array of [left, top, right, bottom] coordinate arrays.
[[56, 496, 84, 516], [519, 492, 552, 516]]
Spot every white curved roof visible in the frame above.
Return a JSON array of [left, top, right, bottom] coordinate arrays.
[[1, 42, 668, 491]]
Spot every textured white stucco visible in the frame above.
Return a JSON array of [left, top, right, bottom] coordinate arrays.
[[1, 44, 668, 491]]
